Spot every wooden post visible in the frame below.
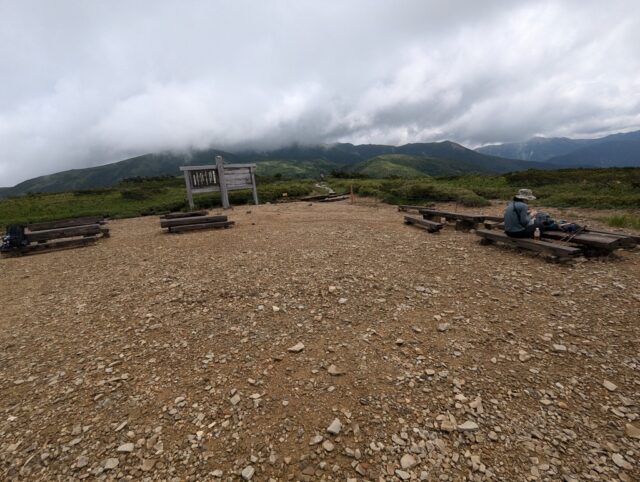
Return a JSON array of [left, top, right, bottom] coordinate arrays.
[[216, 155, 230, 209], [250, 166, 259, 205], [184, 170, 194, 209]]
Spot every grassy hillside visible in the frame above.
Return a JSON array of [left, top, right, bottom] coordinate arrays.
[[350, 154, 484, 177], [1, 141, 545, 197]]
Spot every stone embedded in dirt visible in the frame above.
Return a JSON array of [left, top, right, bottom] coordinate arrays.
[[104, 458, 119, 470], [309, 435, 324, 445], [400, 453, 417, 469], [327, 364, 344, 376], [327, 418, 342, 435], [241, 465, 255, 480], [553, 344, 567, 352], [272, 306, 280, 312], [328, 286, 337, 293], [603, 380, 617, 392], [518, 350, 531, 362], [322, 440, 335, 452], [76, 455, 89, 468], [437, 323, 450, 332], [338, 297, 347, 304], [141, 459, 155, 472], [395, 469, 411, 480], [117, 442, 134, 453], [288, 342, 305, 353], [625, 423, 640, 439], [457, 421, 479, 432], [612, 453, 632, 470], [230, 393, 241, 405], [440, 420, 456, 432]]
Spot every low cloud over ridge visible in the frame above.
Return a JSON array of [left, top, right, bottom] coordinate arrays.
[[1, 0, 640, 185]]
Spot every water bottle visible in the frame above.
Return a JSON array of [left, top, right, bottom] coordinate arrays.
[[534, 227, 541, 240]]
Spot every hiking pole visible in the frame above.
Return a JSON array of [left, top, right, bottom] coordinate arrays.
[[562, 225, 586, 244]]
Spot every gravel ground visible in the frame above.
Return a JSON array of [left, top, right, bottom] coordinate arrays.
[[1, 200, 639, 481]]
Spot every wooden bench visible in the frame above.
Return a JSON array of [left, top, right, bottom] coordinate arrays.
[[403, 216, 444, 233], [541, 229, 628, 254], [419, 209, 488, 231], [2, 216, 109, 256], [160, 210, 208, 219], [397, 204, 436, 212], [476, 229, 581, 262], [160, 214, 234, 233]]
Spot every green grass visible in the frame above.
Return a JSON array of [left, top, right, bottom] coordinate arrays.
[[604, 214, 640, 230], [1, 167, 638, 229]]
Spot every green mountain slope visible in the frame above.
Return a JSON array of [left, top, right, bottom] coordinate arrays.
[[350, 154, 482, 177], [1, 141, 547, 197]]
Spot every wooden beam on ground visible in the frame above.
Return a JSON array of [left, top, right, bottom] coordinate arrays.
[[585, 228, 640, 245], [476, 229, 581, 260], [318, 195, 350, 202], [397, 204, 436, 212], [161, 210, 208, 219], [404, 216, 443, 233], [15, 237, 97, 256], [26, 216, 105, 231], [25, 224, 103, 243], [541, 229, 627, 251], [167, 220, 235, 233], [160, 215, 228, 229]]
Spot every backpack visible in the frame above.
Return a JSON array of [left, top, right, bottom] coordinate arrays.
[[1, 225, 27, 251], [534, 212, 559, 230]]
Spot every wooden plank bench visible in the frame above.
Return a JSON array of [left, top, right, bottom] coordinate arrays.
[[584, 228, 640, 246], [25, 215, 106, 231], [160, 214, 235, 233], [397, 204, 436, 212], [419, 209, 487, 231], [25, 224, 105, 243], [160, 210, 208, 219], [476, 229, 581, 262], [541, 229, 628, 254], [403, 216, 444, 233]]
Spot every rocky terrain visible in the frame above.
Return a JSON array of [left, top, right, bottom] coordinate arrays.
[[1, 200, 639, 481]]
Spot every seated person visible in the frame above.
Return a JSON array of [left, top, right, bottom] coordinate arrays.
[[504, 189, 544, 238]]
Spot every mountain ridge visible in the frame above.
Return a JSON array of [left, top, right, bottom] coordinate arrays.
[[0, 141, 544, 197]]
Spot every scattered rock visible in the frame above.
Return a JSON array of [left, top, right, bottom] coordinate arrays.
[[553, 344, 567, 352], [322, 440, 335, 452], [104, 458, 119, 470], [241, 465, 255, 480], [400, 453, 417, 469], [625, 423, 640, 439], [603, 380, 617, 392], [288, 342, 305, 353], [76, 455, 89, 468], [309, 435, 324, 445], [141, 459, 155, 472], [612, 453, 632, 470], [457, 421, 479, 432], [327, 364, 344, 376], [117, 442, 134, 453], [437, 323, 450, 332], [327, 418, 342, 435]]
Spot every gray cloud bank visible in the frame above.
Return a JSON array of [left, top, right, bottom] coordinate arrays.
[[1, 0, 639, 185]]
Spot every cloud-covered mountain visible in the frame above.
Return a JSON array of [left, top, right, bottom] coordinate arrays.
[[477, 130, 640, 167], [0, 142, 546, 197]]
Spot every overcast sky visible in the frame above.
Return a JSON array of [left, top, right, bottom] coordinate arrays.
[[1, 0, 639, 185]]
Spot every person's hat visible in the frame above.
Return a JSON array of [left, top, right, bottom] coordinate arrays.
[[515, 188, 536, 200]]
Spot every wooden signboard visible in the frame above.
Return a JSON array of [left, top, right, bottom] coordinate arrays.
[[180, 156, 258, 209]]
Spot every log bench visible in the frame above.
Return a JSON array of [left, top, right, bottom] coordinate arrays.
[[403, 216, 444, 233], [419, 209, 488, 231], [397, 204, 436, 212], [160, 210, 208, 219], [476, 229, 581, 262], [2, 216, 109, 256], [541, 229, 630, 254], [160, 214, 234, 233]]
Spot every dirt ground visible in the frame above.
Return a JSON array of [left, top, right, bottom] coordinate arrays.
[[1, 200, 639, 482]]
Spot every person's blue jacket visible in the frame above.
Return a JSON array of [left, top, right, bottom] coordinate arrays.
[[504, 199, 531, 233]]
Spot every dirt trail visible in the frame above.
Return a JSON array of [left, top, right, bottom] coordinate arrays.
[[1, 200, 639, 481]]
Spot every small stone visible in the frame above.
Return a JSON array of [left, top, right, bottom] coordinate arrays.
[[117, 442, 134, 453], [338, 298, 347, 304], [76, 455, 89, 468], [552, 344, 567, 352], [288, 342, 305, 353], [395, 469, 411, 480], [328, 286, 337, 293], [327, 418, 342, 435], [272, 306, 280, 312], [518, 350, 531, 362], [309, 435, 324, 445], [625, 423, 640, 439], [400, 454, 417, 469], [327, 364, 344, 376], [612, 453, 632, 470], [437, 323, 450, 332], [322, 440, 335, 452], [603, 380, 617, 392], [457, 421, 479, 432], [212, 469, 223, 477], [241, 465, 255, 480], [141, 459, 155, 471], [104, 458, 119, 470], [230, 393, 241, 405]]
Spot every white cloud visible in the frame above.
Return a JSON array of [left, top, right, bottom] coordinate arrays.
[[1, 0, 639, 185]]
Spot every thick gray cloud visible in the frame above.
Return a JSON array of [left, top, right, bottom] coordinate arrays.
[[1, 0, 639, 185]]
